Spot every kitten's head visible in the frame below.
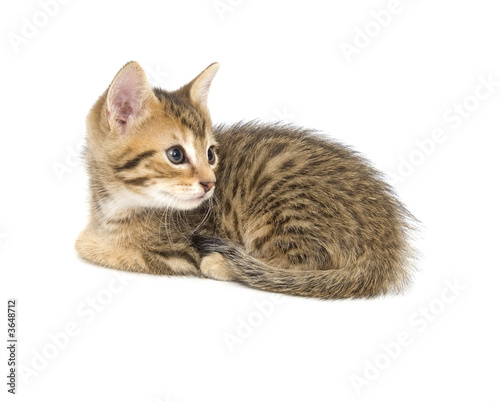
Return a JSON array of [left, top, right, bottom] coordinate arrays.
[[86, 61, 220, 214]]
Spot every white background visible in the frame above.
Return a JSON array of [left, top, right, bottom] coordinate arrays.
[[1, 0, 499, 401]]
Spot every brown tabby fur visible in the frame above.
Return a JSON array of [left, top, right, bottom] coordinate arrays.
[[76, 61, 417, 299]]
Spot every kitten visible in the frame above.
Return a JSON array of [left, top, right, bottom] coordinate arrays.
[[76, 61, 417, 299]]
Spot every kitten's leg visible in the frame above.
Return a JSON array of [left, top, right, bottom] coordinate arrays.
[[76, 228, 200, 276], [142, 249, 200, 276], [76, 228, 148, 273], [200, 253, 234, 281]]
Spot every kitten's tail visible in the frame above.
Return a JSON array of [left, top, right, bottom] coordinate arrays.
[[192, 236, 413, 299]]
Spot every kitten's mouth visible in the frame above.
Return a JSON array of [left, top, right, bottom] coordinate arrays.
[[180, 193, 212, 210], [159, 191, 212, 209], [189, 194, 206, 201]]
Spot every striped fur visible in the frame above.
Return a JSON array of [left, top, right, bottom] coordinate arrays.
[[76, 61, 417, 299]]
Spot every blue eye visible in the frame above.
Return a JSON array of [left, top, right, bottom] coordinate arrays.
[[166, 147, 185, 164], [207, 146, 216, 165]]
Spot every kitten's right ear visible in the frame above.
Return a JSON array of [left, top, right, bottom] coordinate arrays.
[[187, 62, 220, 109], [106, 61, 153, 134]]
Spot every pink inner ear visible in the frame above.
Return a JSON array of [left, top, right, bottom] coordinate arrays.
[[108, 69, 145, 127], [113, 90, 136, 125]]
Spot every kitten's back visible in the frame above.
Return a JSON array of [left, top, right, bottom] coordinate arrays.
[[196, 122, 416, 298]]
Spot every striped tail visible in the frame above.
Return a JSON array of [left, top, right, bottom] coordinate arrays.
[[192, 236, 413, 299]]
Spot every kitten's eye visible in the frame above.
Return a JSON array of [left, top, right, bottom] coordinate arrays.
[[166, 147, 185, 164], [207, 146, 216, 165]]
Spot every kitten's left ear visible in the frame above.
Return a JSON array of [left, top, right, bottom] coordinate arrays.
[[187, 63, 220, 109], [106, 61, 154, 134]]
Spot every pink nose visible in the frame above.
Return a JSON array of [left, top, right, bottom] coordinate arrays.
[[200, 181, 215, 193]]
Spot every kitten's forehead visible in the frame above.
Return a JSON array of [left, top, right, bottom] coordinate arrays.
[[154, 88, 210, 141]]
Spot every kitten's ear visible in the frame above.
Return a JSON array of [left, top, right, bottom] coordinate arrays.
[[106, 61, 153, 134], [187, 63, 220, 109]]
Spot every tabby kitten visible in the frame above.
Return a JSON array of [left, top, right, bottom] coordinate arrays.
[[76, 61, 416, 299]]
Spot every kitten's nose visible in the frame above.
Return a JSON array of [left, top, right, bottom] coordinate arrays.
[[200, 181, 215, 193]]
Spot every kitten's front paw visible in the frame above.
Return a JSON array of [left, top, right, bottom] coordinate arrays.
[[200, 252, 233, 281]]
